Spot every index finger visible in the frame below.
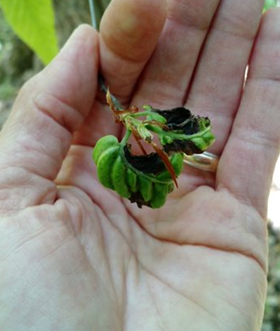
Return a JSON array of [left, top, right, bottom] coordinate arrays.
[[0, 26, 99, 183]]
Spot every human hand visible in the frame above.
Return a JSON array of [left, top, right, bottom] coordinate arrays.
[[1, 0, 280, 330]]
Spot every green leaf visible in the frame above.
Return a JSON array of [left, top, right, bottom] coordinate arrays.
[[263, 0, 277, 11], [0, 0, 59, 65]]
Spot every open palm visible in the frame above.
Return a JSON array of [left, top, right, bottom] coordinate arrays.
[[1, 1, 280, 330]]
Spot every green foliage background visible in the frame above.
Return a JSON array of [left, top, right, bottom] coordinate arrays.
[[0, 0, 58, 64], [0, 1, 279, 330], [0, 0, 278, 67]]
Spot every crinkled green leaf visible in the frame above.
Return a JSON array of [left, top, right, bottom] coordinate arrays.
[[0, 0, 59, 64]]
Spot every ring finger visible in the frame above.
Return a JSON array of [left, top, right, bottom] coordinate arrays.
[[185, 0, 264, 155]]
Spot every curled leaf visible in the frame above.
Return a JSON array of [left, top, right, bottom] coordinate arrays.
[[153, 107, 198, 134], [93, 80, 216, 209], [152, 107, 215, 155], [123, 145, 166, 175], [93, 135, 184, 209]]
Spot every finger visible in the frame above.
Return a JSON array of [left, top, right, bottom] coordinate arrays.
[[99, 0, 167, 103], [0, 25, 99, 181], [132, 0, 221, 108], [217, 9, 280, 217], [186, 0, 264, 154], [73, 0, 167, 147]]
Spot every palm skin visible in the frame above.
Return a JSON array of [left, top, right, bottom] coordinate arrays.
[[1, 0, 280, 330]]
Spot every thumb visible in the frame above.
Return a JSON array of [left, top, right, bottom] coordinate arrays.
[[0, 25, 99, 181]]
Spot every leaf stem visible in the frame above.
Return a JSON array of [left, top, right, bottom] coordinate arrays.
[[121, 130, 132, 146], [88, 0, 97, 29], [147, 125, 212, 141], [131, 111, 153, 118]]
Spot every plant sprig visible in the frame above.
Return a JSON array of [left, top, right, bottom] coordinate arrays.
[[92, 79, 215, 208]]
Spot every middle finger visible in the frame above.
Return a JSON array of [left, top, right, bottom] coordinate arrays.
[[132, 0, 221, 108], [186, 0, 264, 154]]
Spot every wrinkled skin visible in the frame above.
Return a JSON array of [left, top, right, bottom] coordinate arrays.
[[1, 1, 280, 330]]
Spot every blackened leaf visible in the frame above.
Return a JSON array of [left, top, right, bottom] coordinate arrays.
[[164, 140, 203, 155], [153, 107, 213, 155], [128, 192, 150, 208], [153, 107, 191, 124], [153, 107, 200, 134], [124, 145, 166, 175]]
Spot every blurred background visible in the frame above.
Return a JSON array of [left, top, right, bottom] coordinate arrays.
[[0, 0, 279, 329]]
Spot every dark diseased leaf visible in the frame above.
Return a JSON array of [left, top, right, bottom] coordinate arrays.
[[123, 145, 170, 208], [124, 145, 166, 175], [164, 140, 203, 155], [153, 107, 201, 134], [153, 107, 212, 155], [128, 191, 149, 208]]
